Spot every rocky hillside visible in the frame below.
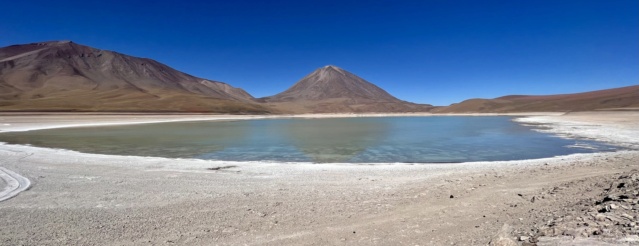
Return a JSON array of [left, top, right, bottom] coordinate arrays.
[[0, 41, 269, 113]]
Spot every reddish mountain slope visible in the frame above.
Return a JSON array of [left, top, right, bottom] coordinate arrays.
[[0, 41, 268, 113], [433, 85, 639, 113], [261, 65, 433, 113]]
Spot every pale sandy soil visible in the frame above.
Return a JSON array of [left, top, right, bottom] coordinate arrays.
[[0, 112, 638, 245], [0, 176, 6, 191]]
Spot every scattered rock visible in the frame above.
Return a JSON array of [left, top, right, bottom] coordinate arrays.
[[522, 169, 639, 243]]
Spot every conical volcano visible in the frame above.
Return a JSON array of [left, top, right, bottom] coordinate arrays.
[[265, 65, 399, 102], [262, 65, 432, 113]]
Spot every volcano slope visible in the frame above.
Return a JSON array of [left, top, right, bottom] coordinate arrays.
[[260, 65, 433, 113]]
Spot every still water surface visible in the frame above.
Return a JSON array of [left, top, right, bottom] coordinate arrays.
[[0, 117, 618, 163]]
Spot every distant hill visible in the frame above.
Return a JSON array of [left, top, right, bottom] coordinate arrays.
[[260, 65, 433, 113], [433, 85, 639, 113], [0, 41, 269, 113]]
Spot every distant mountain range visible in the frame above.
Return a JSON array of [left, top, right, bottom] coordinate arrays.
[[1, 41, 637, 113], [433, 85, 639, 113]]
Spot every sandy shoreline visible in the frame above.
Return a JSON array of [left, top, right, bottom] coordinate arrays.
[[0, 112, 638, 245]]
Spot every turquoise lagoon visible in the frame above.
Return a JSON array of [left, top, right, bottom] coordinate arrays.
[[0, 117, 618, 163]]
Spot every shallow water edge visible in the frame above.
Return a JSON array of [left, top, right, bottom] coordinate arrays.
[[0, 112, 636, 166], [0, 116, 621, 163]]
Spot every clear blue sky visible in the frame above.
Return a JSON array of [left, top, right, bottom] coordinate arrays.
[[2, 0, 637, 106]]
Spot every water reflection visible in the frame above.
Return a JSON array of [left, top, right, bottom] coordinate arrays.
[[282, 118, 389, 162]]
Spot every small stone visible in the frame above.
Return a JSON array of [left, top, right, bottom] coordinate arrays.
[[450, 195, 454, 198], [518, 236, 530, 241], [610, 203, 619, 210]]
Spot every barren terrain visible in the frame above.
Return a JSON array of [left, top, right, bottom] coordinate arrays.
[[0, 112, 638, 245], [260, 65, 433, 113], [0, 41, 268, 113], [433, 85, 639, 113]]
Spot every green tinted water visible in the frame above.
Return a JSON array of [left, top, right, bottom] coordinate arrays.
[[0, 117, 618, 163]]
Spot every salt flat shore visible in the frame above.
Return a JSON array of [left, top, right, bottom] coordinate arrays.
[[0, 111, 638, 245]]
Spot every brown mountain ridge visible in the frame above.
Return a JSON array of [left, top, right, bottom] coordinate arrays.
[[433, 85, 639, 113], [1, 41, 637, 114], [0, 41, 269, 113]]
